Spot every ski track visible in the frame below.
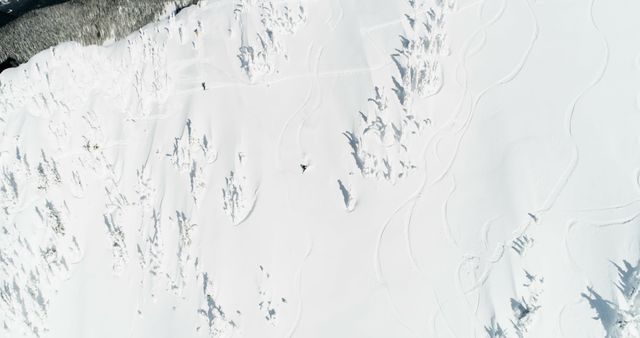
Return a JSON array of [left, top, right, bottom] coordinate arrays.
[[170, 61, 394, 96], [431, 0, 537, 187], [558, 220, 592, 336], [588, 209, 640, 229], [557, 296, 587, 338], [422, 1, 538, 332], [431, 285, 461, 338], [405, 197, 421, 273], [295, 47, 324, 157], [560, 198, 640, 213], [399, 0, 506, 214], [381, 0, 508, 285], [374, 201, 412, 283], [373, 197, 422, 335], [375, 2, 512, 333], [400, 0, 513, 297], [535, 0, 609, 216], [330, 0, 344, 32], [480, 215, 502, 250], [276, 43, 316, 171], [371, 3, 458, 329], [286, 237, 312, 338], [442, 177, 459, 247], [562, 220, 593, 316]]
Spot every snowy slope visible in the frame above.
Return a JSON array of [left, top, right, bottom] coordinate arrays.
[[1, 0, 640, 337]]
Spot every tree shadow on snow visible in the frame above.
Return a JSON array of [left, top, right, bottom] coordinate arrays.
[[613, 259, 640, 300], [485, 316, 506, 338], [582, 286, 620, 336]]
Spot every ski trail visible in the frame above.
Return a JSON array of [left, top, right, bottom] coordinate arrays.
[[455, 245, 505, 335], [634, 50, 640, 111], [431, 286, 460, 338], [381, 283, 420, 338], [374, 201, 413, 282], [373, 199, 421, 336], [287, 237, 312, 338], [453, 1, 491, 88], [330, 0, 343, 31], [276, 44, 316, 172], [558, 296, 587, 338], [371, 3, 463, 332], [442, 177, 459, 246], [295, 47, 324, 158], [398, 0, 511, 278], [169, 61, 393, 96], [232, 185, 259, 227], [560, 219, 593, 338], [380, 5, 509, 334], [458, 244, 505, 295], [409, 0, 539, 310], [561, 198, 640, 213], [480, 215, 502, 250], [450, 0, 504, 125], [405, 197, 421, 272], [399, 0, 507, 270], [588, 210, 640, 229], [562, 219, 593, 316], [456, 0, 485, 14], [431, 0, 538, 186], [535, 0, 609, 216]]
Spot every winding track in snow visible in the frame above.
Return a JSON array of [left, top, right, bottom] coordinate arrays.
[[534, 0, 609, 217], [402, 0, 539, 333]]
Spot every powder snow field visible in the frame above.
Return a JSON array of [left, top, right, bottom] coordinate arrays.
[[0, 0, 639, 337]]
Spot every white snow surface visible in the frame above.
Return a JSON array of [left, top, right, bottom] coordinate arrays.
[[1, 0, 639, 337]]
